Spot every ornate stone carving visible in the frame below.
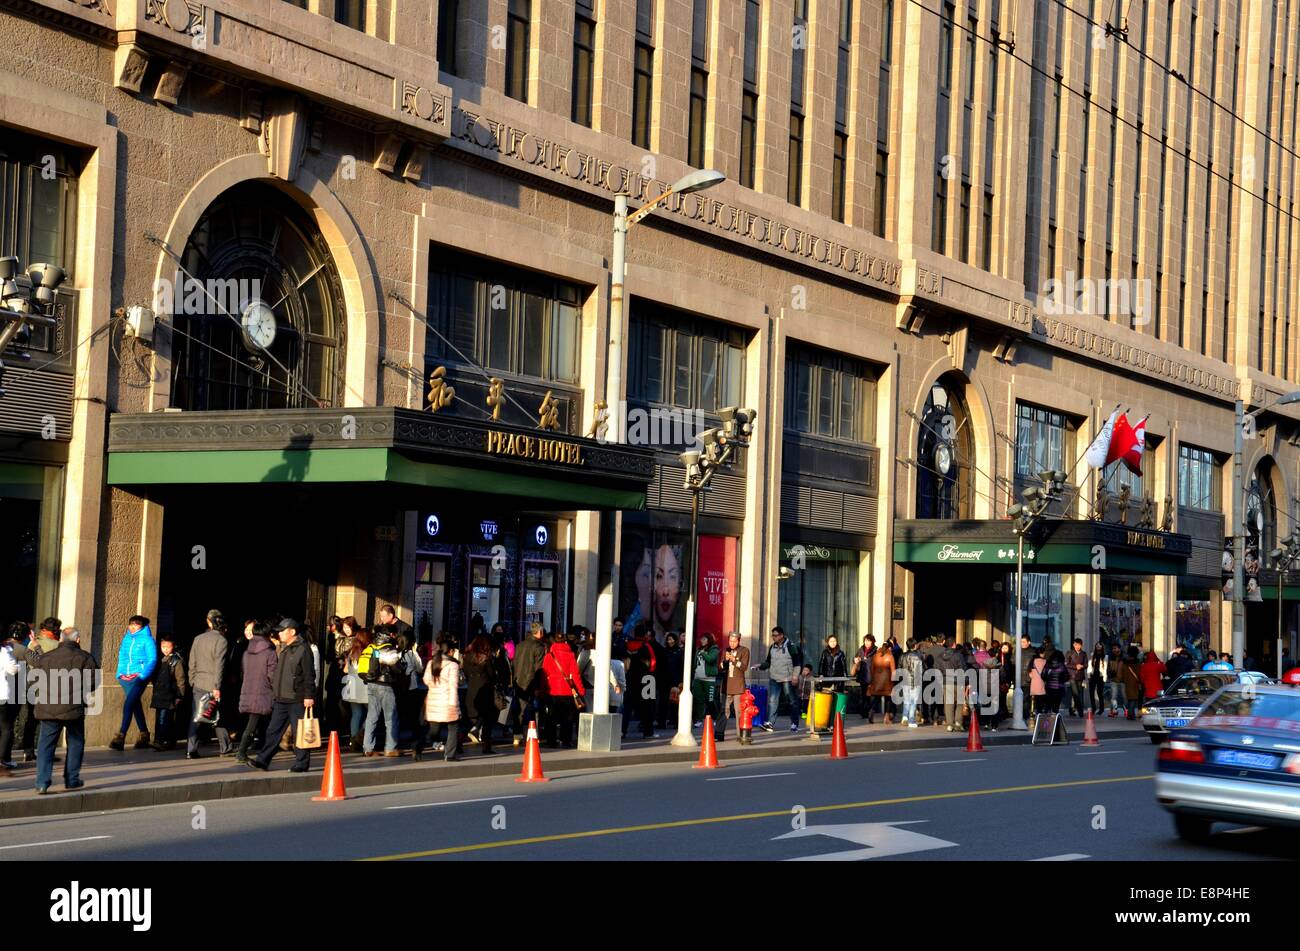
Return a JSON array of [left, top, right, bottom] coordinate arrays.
[[260, 94, 310, 181], [73, 0, 114, 15], [1161, 494, 1174, 532], [146, 0, 201, 32], [1092, 481, 1110, 521], [153, 60, 190, 107], [1138, 495, 1155, 529], [114, 44, 150, 93], [401, 82, 446, 125], [1117, 484, 1131, 525]]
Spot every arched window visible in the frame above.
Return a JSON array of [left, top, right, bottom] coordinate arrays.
[[169, 183, 345, 411], [916, 375, 974, 519]]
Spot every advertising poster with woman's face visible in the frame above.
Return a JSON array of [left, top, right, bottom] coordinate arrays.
[[621, 529, 688, 641]]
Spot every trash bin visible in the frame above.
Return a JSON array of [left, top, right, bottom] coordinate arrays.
[[748, 684, 768, 727], [812, 691, 834, 730]]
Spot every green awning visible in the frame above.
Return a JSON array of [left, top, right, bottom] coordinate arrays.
[[107, 447, 646, 511]]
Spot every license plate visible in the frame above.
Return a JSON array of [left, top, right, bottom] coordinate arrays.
[[1164, 718, 1188, 728], [1211, 749, 1280, 770]]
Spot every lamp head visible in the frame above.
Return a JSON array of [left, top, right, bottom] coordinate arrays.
[[0, 257, 17, 281], [1278, 391, 1300, 407], [669, 169, 726, 195], [1022, 486, 1042, 501], [679, 449, 701, 469], [718, 406, 737, 423], [698, 428, 719, 447], [1007, 503, 1024, 517], [777, 566, 795, 581], [27, 263, 65, 306]]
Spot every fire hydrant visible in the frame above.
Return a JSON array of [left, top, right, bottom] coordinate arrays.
[[738, 689, 759, 745]]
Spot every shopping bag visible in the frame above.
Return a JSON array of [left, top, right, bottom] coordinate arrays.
[[295, 708, 322, 749]]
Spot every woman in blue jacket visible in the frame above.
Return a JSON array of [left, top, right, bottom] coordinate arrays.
[[110, 615, 158, 750]]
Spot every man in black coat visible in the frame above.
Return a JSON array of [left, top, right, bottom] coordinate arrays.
[[29, 629, 99, 794], [511, 622, 549, 745], [376, 604, 414, 645], [249, 619, 317, 773]]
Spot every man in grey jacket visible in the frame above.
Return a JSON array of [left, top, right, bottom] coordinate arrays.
[[187, 609, 232, 758], [757, 627, 801, 733], [935, 636, 967, 732]]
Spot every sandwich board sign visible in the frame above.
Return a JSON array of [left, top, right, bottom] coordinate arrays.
[[1031, 712, 1069, 745]]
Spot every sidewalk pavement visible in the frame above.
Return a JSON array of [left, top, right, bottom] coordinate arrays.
[[0, 713, 1148, 820]]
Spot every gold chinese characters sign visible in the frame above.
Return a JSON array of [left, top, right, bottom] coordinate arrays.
[[485, 429, 584, 466]]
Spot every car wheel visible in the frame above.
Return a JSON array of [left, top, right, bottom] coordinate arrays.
[[1149, 734, 1164, 745], [1174, 815, 1213, 843]]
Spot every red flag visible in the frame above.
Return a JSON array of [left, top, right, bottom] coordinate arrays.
[[1105, 413, 1138, 466], [1122, 415, 1148, 475]]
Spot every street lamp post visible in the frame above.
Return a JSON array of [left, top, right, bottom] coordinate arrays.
[[1232, 391, 1300, 670], [672, 408, 757, 748], [1007, 469, 1069, 731], [589, 169, 726, 737], [1270, 535, 1300, 678]]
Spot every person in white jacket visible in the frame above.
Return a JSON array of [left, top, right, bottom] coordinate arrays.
[[1, 623, 23, 773]]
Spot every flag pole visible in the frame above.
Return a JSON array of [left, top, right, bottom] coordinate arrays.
[[1065, 403, 1122, 518]]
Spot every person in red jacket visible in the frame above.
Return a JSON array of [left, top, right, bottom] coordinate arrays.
[[1140, 649, 1167, 700], [541, 631, 585, 749]]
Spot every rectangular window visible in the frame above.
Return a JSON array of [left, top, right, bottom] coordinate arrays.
[[632, 43, 654, 149], [334, 0, 366, 31], [740, 0, 761, 188], [571, 4, 596, 126], [437, 0, 459, 74], [784, 344, 874, 443], [1178, 445, 1221, 511], [933, 2, 956, 254], [1015, 402, 1069, 477], [0, 131, 79, 359], [832, 132, 848, 223], [424, 253, 584, 387], [875, 0, 892, 237], [788, 113, 804, 206], [629, 302, 747, 413], [689, 69, 709, 167], [505, 0, 532, 103]]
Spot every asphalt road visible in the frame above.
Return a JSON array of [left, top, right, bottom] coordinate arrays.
[[1, 736, 1294, 861]]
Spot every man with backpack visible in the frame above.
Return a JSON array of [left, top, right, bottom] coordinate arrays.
[[359, 627, 404, 757]]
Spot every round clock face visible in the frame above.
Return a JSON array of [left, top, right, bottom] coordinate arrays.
[[240, 299, 277, 350], [934, 441, 953, 475]]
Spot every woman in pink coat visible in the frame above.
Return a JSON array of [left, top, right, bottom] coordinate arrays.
[[417, 640, 461, 761]]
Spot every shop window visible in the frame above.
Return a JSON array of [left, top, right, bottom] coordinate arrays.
[[1, 130, 79, 361], [1014, 402, 1072, 477], [425, 253, 584, 386], [1178, 444, 1220, 511], [1099, 579, 1146, 650], [1101, 455, 1144, 500], [628, 301, 746, 412], [469, 558, 504, 633], [1175, 584, 1213, 667], [784, 343, 875, 443], [524, 560, 556, 631], [414, 557, 449, 644], [0, 462, 59, 624], [777, 545, 864, 658], [171, 183, 345, 411], [1007, 572, 1071, 645]]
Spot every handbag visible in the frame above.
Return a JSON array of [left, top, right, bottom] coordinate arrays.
[[492, 685, 510, 712], [295, 708, 322, 749], [548, 653, 585, 713], [194, 692, 220, 726]]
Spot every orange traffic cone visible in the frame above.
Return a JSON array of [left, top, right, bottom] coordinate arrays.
[[515, 720, 550, 783], [965, 711, 986, 753], [1082, 710, 1101, 747], [828, 711, 849, 760], [312, 731, 352, 802], [693, 715, 722, 769]]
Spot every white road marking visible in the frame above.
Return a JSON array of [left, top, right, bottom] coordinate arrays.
[[1076, 750, 1127, 756], [774, 821, 959, 861], [385, 795, 527, 811], [705, 772, 797, 782], [0, 835, 112, 851], [1031, 853, 1090, 861], [918, 758, 985, 765]]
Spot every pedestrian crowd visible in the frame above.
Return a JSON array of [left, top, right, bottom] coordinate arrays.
[[2, 606, 1278, 793]]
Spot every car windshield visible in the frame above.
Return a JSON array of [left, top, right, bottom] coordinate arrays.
[[1200, 691, 1300, 720], [1168, 673, 1230, 696]]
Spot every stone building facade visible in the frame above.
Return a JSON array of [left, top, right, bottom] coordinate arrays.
[[2, 0, 1298, 742]]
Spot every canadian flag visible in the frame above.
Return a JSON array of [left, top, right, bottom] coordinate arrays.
[[1105, 413, 1148, 474]]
